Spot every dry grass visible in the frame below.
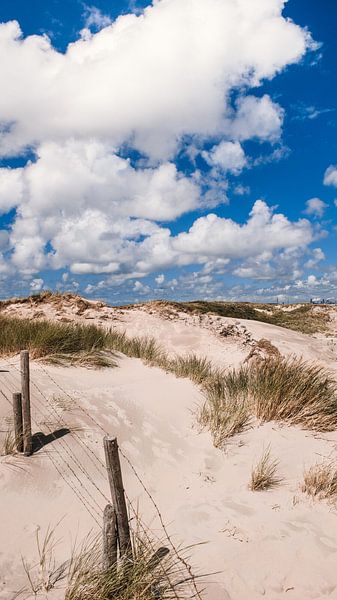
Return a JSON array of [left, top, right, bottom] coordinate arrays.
[[106, 330, 165, 365], [0, 428, 16, 456], [166, 354, 213, 385], [197, 356, 337, 447], [1, 313, 337, 445], [250, 357, 337, 432], [0, 315, 109, 362], [21, 523, 202, 600], [245, 338, 280, 362], [134, 300, 330, 334], [198, 369, 251, 447], [65, 536, 199, 600], [249, 447, 282, 491], [302, 462, 337, 502]]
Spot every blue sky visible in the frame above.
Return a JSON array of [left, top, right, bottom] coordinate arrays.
[[0, 0, 336, 304]]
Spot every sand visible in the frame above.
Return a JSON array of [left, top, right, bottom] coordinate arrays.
[[1, 298, 337, 599]]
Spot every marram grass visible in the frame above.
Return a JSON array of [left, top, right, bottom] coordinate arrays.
[[302, 462, 337, 502], [249, 446, 282, 491], [1, 314, 337, 443]]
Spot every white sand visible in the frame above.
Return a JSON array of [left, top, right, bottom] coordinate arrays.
[[1, 299, 337, 599]]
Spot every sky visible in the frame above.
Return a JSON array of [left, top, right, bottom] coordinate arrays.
[[0, 0, 336, 304]]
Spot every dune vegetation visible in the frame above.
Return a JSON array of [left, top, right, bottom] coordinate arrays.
[[129, 299, 331, 335], [302, 462, 337, 502], [249, 446, 282, 492], [1, 313, 337, 448]]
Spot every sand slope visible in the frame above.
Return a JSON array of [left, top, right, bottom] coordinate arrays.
[[1, 299, 337, 599]]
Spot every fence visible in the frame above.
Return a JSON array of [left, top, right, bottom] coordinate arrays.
[[0, 350, 201, 595]]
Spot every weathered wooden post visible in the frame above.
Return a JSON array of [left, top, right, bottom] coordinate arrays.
[[21, 350, 32, 456], [103, 436, 132, 560], [147, 547, 170, 571], [12, 392, 23, 453], [102, 504, 118, 571]]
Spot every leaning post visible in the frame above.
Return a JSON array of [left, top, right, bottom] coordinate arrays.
[[103, 436, 132, 560], [102, 503, 118, 571], [20, 350, 32, 456]]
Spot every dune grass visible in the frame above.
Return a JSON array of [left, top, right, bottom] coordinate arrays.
[[21, 522, 201, 600], [1, 314, 337, 445], [0, 428, 16, 456], [249, 447, 282, 491], [166, 354, 214, 385], [65, 537, 198, 600], [0, 315, 164, 368], [302, 462, 337, 502], [198, 357, 337, 447], [136, 300, 330, 334]]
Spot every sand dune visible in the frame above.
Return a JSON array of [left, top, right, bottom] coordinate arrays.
[[1, 297, 337, 599]]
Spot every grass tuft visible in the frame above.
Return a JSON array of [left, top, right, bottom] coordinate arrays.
[[249, 446, 282, 491], [302, 462, 337, 502], [65, 536, 198, 600], [167, 354, 213, 385], [250, 357, 337, 432], [22, 523, 201, 600], [0, 428, 16, 456], [198, 357, 337, 445]]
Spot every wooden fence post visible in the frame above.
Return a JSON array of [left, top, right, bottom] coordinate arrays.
[[21, 350, 32, 456], [13, 392, 23, 453], [103, 436, 132, 560], [102, 504, 118, 571]]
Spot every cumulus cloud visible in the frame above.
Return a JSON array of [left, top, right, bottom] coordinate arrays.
[[305, 247, 325, 269], [0, 140, 200, 221], [174, 200, 313, 259], [324, 166, 337, 187], [203, 141, 247, 174], [0, 0, 312, 159], [304, 197, 328, 218], [227, 95, 284, 142], [0, 0, 318, 293]]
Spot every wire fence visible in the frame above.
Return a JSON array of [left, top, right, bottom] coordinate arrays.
[[0, 354, 202, 598]]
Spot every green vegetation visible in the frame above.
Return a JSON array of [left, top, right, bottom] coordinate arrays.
[[1, 313, 337, 447], [0, 315, 114, 367], [302, 462, 337, 502], [65, 537, 197, 600], [138, 300, 330, 334], [22, 524, 200, 600], [199, 357, 337, 448], [249, 447, 282, 491]]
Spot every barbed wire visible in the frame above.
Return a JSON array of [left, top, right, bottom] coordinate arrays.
[[0, 373, 103, 525], [36, 360, 202, 598], [0, 356, 202, 597]]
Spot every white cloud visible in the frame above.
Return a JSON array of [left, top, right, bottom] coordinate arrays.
[[155, 273, 165, 285], [324, 166, 337, 187], [203, 141, 247, 174], [304, 197, 328, 218], [0, 140, 200, 221], [228, 95, 284, 142], [174, 200, 313, 259], [83, 5, 112, 30], [0, 1, 318, 290], [305, 247, 325, 269], [233, 184, 250, 196], [0, 1, 312, 159], [30, 277, 44, 292]]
